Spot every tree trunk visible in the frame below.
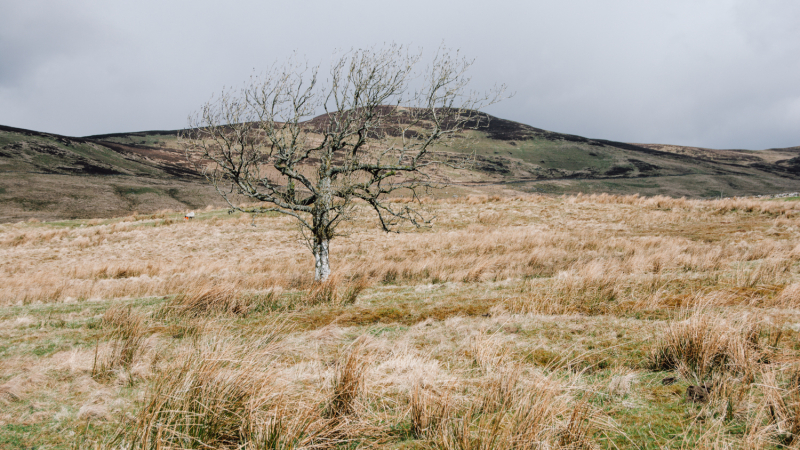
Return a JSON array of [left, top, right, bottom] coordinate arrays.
[[313, 236, 331, 282], [313, 168, 333, 282]]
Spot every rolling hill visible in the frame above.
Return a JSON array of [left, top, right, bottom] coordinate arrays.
[[2, 112, 800, 222], [0, 125, 225, 222]]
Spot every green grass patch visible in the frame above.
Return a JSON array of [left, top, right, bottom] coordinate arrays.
[[0, 424, 42, 448]]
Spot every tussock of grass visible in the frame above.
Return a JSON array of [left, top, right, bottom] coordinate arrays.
[[411, 383, 451, 439], [93, 306, 150, 381], [123, 345, 285, 448], [161, 282, 250, 317], [435, 368, 597, 450], [646, 310, 773, 383], [326, 336, 369, 420], [111, 325, 335, 449], [305, 275, 370, 307]]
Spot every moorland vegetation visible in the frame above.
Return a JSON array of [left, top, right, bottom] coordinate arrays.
[[2, 194, 800, 448]]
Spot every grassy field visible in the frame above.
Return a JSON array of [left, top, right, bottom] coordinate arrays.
[[2, 195, 800, 448]]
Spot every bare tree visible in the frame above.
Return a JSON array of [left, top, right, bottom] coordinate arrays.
[[183, 45, 505, 281]]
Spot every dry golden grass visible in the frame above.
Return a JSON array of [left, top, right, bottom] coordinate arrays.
[[93, 306, 150, 382], [3, 194, 800, 448], [646, 309, 770, 382], [2, 193, 800, 306]]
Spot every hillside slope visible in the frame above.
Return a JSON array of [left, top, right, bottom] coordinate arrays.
[[2, 111, 800, 221], [0, 125, 225, 222], [438, 115, 800, 197]]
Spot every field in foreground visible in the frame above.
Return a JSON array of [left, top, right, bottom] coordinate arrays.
[[2, 194, 800, 448]]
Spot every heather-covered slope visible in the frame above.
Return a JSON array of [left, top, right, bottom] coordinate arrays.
[[0, 125, 224, 222], [3, 111, 800, 221]]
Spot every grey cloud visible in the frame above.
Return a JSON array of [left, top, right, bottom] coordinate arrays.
[[0, 2, 107, 87], [0, 0, 798, 149]]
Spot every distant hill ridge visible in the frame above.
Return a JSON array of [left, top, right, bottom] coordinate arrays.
[[2, 109, 800, 221]]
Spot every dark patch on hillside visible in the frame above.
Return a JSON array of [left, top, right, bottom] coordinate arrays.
[[605, 166, 634, 176], [775, 156, 800, 175], [60, 163, 124, 175], [84, 129, 183, 140], [93, 141, 200, 177], [475, 157, 511, 174], [629, 159, 658, 172], [475, 116, 543, 141]]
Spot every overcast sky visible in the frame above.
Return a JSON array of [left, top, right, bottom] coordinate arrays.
[[1, 0, 798, 149]]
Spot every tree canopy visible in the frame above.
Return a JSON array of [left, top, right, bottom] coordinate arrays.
[[183, 45, 505, 280]]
